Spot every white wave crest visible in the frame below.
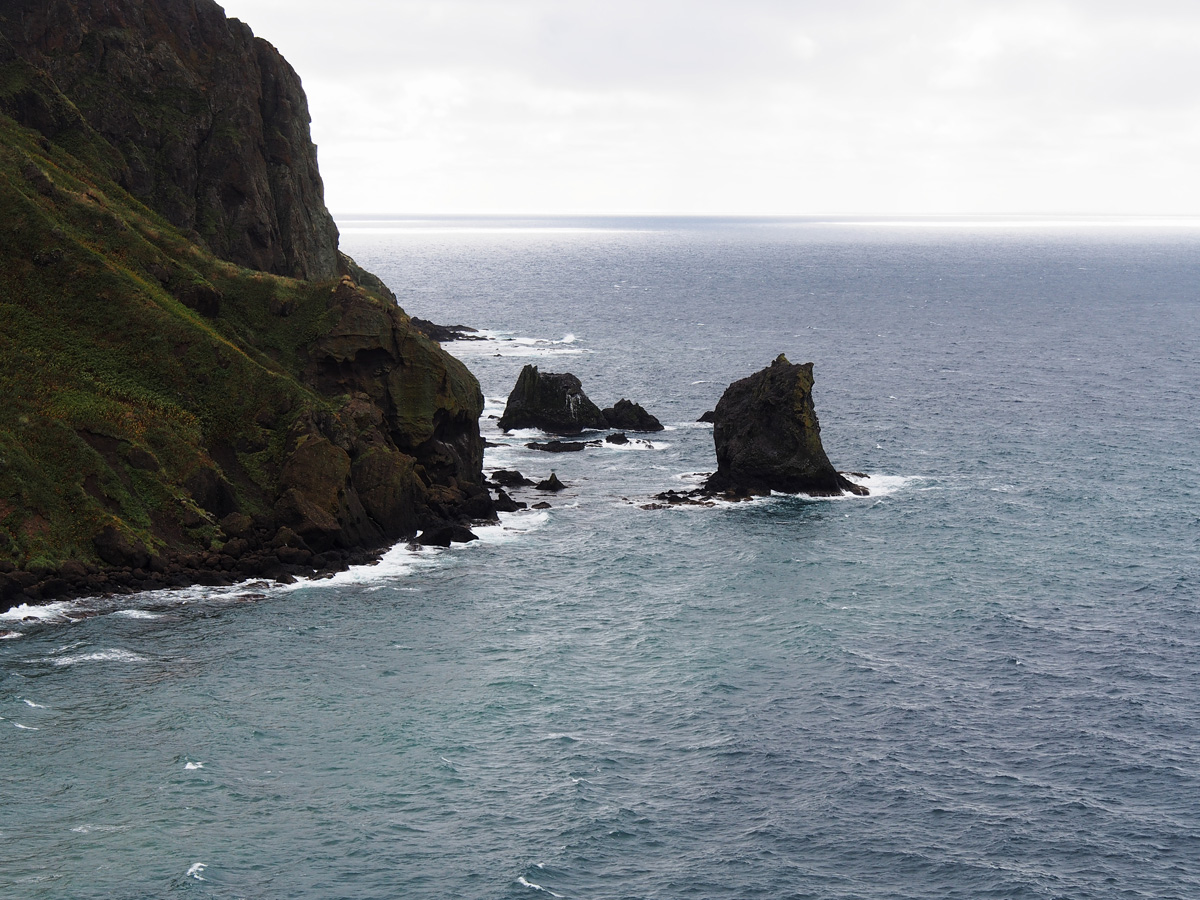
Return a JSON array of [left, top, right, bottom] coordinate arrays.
[[518, 876, 564, 897], [50, 649, 148, 667], [0, 601, 78, 623], [111, 609, 163, 620]]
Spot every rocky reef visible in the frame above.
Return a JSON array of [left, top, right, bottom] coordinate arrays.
[[0, 0, 340, 280], [705, 355, 867, 497], [0, 0, 493, 609], [497, 365, 609, 434], [496, 365, 665, 438]]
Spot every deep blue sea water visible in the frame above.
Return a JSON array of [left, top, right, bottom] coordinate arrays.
[[3, 217, 1199, 899]]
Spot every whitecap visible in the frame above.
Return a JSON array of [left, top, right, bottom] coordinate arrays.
[[70, 824, 128, 835], [14, 723, 38, 730], [0, 631, 22, 640], [517, 876, 563, 897], [601, 439, 667, 452], [280, 543, 418, 590], [187, 863, 207, 881], [184, 761, 204, 770], [51, 649, 148, 667], [111, 609, 163, 620], [0, 601, 80, 624], [20, 698, 46, 709], [472, 509, 551, 544]]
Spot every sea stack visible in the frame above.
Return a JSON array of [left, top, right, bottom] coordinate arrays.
[[705, 355, 867, 497], [497, 365, 609, 434]]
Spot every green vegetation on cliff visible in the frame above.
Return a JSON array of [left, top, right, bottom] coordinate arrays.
[[0, 106, 487, 583]]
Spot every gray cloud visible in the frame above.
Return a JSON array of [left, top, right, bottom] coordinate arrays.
[[220, 0, 1200, 213]]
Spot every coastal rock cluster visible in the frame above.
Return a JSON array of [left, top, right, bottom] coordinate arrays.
[[497, 365, 663, 435]]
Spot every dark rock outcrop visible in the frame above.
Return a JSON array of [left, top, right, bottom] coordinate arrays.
[[704, 355, 867, 497], [526, 440, 598, 453], [490, 470, 535, 488], [497, 365, 608, 434], [601, 399, 663, 432], [409, 318, 485, 343], [535, 473, 567, 492], [0, 0, 340, 280]]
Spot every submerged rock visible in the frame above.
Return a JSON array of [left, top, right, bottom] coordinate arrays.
[[497, 365, 608, 434], [605, 433, 630, 445], [601, 399, 664, 432], [705, 355, 867, 497]]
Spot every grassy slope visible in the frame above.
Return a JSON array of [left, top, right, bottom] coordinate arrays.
[[0, 105, 378, 570]]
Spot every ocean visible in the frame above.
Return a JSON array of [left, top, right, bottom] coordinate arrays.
[[2, 217, 1199, 899]]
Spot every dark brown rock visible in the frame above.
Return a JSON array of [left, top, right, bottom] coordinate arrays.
[[491, 470, 535, 488], [601, 399, 663, 432], [497, 365, 608, 434], [492, 488, 525, 513], [417, 525, 478, 547], [93, 525, 150, 569], [705, 355, 867, 497], [526, 440, 596, 452], [535, 473, 567, 492]]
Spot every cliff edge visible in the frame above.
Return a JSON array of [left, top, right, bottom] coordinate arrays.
[[0, 1, 492, 607]]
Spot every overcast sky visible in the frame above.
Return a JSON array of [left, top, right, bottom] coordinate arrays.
[[218, 0, 1200, 216]]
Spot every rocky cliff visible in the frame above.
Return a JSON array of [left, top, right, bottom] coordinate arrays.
[[0, 0, 339, 280], [0, 2, 492, 608]]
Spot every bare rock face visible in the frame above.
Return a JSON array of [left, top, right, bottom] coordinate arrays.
[[705, 355, 867, 497], [0, 0, 340, 280], [286, 276, 493, 546], [498, 365, 609, 434]]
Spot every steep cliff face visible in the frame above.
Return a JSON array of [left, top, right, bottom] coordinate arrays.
[[0, 0, 339, 280]]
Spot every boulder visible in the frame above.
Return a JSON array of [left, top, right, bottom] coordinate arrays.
[[490, 469, 535, 488], [535, 473, 567, 492], [92, 525, 150, 569], [497, 365, 608, 434], [705, 355, 867, 497], [605, 433, 629, 445], [492, 488, 526, 513], [526, 440, 597, 452], [417, 525, 479, 547], [601, 399, 663, 432]]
